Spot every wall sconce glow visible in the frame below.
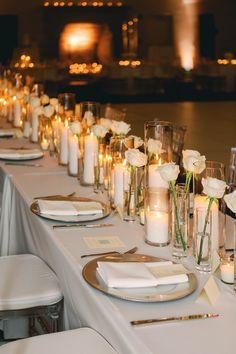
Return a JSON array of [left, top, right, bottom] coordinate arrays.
[[175, 2, 199, 70]]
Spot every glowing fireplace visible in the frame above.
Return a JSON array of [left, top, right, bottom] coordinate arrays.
[[59, 23, 113, 63]]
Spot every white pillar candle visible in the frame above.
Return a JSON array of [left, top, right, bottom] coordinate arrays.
[[13, 99, 22, 127], [220, 261, 234, 284], [83, 133, 98, 184], [60, 122, 69, 165], [194, 195, 219, 252], [148, 164, 169, 189], [68, 134, 79, 176], [31, 110, 39, 143], [7, 100, 13, 122], [23, 121, 30, 138], [140, 208, 145, 225], [146, 211, 169, 244], [114, 163, 124, 208], [41, 138, 49, 151]]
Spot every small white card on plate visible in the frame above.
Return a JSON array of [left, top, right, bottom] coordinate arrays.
[[196, 275, 220, 305], [148, 264, 191, 278], [83, 236, 125, 249]]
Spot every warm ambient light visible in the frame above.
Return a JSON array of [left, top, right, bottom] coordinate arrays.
[[118, 60, 141, 67], [14, 54, 34, 69], [69, 62, 103, 74], [43, 0, 123, 6]]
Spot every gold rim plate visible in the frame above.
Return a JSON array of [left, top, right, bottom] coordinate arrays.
[[82, 253, 197, 302]]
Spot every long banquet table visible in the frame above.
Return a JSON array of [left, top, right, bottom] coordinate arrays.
[[0, 136, 236, 354]]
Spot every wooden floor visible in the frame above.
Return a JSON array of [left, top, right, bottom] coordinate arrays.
[[115, 100, 236, 170]]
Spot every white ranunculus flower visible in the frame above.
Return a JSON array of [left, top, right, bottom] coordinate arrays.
[[224, 190, 236, 213], [158, 162, 180, 182], [34, 105, 44, 116], [70, 121, 83, 135], [41, 94, 50, 106], [111, 120, 131, 136], [100, 118, 112, 130], [91, 124, 107, 138], [50, 98, 58, 107], [147, 138, 165, 155], [125, 148, 147, 167], [43, 104, 54, 118], [202, 177, 226, 199], [182, 149, 206, 174], [30, 96, 41, 109]]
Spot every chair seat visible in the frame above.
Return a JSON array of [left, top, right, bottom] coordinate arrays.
[[0, 328, 117, 354], [0, 254, 63, 310]]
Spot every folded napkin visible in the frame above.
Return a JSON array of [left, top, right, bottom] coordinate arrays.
[[38, 200, 103, 216], [97, 261, 189, 288], [0, 148, 43, 159], [0, 129, 15, 137]]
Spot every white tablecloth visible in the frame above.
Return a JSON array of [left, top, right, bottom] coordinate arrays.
[[0, 137, 236, 354]]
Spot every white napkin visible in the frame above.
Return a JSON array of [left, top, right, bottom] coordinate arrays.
[[0, 148, 43, 159], [97, 261, 189, 288], [38, 200, 103, 216], [0, 129, 15, 137]]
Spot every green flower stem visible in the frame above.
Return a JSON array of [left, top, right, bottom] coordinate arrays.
[[127, 165, 135, 215], [185, 171, 193, 194], [197, 197, 215, 265], [169, 180, 186, 251]]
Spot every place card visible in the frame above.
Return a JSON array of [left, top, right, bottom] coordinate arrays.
[[196, 275, 220, 305], [83, 236, 125, 249], [148, 264, 191, 278]]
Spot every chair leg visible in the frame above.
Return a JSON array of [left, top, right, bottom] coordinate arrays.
[[47, 302, 63, 332]]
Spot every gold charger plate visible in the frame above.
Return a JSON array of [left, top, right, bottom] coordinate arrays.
[[82, 253, 197, 302], [30, 197, 111, 223]]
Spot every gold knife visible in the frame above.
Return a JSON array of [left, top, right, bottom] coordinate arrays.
[[53, 223, 114, 229], [130, 313, 219, 326]]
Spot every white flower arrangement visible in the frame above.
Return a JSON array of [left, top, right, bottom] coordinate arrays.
[[125, 148, 147, 168], [110, 120, 131, 136], [91, 124, 107, 139], [147, 138, 165, 157], [125, 135, 144, 149], [43, 104, 55, 118], [224, 190, 236, 214], [41, 94, 50, 106], [70, 121, 83, 136]]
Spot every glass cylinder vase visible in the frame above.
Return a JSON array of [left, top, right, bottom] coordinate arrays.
[[171, 184, 189, 258], [145, 187, 170, 246], [144, 120, 173, 189], [194, 207, 212, 273]]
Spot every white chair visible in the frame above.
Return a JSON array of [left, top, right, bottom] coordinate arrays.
[[0, 254, 63, 339], [0, 328, 117, 354]]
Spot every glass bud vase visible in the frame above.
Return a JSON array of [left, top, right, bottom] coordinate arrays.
[[194, 207, 212, 273], [123, 165, 136, 221], [172, 184, 189, 258]]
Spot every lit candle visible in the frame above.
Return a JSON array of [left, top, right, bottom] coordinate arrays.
[[7, 99, 13, 122], [60, 120, 69, 165], [220, 258, 234, 284], [31, 109, 39, 143], [41, 138, 49, 151], [140, 208, 145, 225], [23, 121, 30, 138], [13, 99, 22, 127], [83, 133, 98, 184], [148, 164, 168, 189], [68, 134, 79, 176], [146, 211, 169, 245], [194, 195, 219, 252], [114, 163, 124, 208]]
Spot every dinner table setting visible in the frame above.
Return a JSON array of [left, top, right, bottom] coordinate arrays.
[[0, 73, 236, 354]]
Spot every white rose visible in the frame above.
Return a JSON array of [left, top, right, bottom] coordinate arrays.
[[100, 118, 112, 130], [70, 121, 83, 135], [43, 104, 54, 118], [224, 190, 236, 213], [91, 124, 107, 138], [125, 149, 147, 167], [41, 94, 50, 106], [147, 138, 165, 155], [202, 177, 226, 199], [111, 120, 131, 135], [30, 96, 41, 109], [158, 162, 180, 182], [82, 111, 95, 127], [183, 149, 206, 174], [34, 105, 44, 116], [50, 98, 58, 107], [125, 135, 143, 149]]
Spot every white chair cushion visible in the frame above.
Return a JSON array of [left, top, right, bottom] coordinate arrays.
[[0, 254, 63, 310], [0, 328, 117, 354]]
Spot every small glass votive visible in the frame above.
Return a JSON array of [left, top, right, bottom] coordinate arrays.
[[145, 187, 170, 246], [220, 255, 234, 284]]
